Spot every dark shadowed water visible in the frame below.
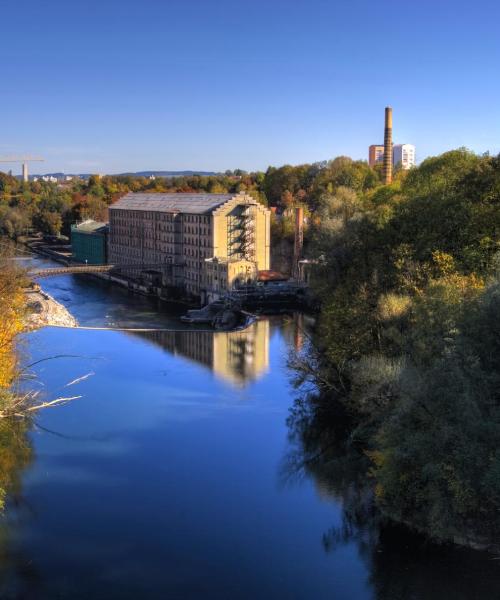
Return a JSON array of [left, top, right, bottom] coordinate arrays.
[[1, 255, 499, 599]]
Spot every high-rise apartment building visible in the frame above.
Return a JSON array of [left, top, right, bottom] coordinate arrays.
[[369, 143, 416, 170], [108, 192, 271, 301], [393, 144, 416, 170], [368, 144, 385, 167]]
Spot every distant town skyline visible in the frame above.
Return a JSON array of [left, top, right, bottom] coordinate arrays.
[[1, 0, 499, 175]]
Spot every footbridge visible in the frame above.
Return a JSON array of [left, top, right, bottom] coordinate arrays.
[[29, 263, 169, 278]]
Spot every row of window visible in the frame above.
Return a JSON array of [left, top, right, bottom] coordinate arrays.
[[184, 214, 210, 224], [184, 225, 210, 235]]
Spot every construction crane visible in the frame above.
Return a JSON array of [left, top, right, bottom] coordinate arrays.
[[0, 156, 44, 182]]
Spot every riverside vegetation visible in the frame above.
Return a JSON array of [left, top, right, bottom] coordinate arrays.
[[0, 249, 33, 510], [290, 149, 500, 550], [0, 160, 379, 246], [2, 150, 500, 549], [0, 247, 83, 512]]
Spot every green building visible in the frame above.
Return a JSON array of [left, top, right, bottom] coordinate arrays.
[[71, 220, 108, 265]]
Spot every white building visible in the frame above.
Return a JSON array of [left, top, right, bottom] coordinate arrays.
[[393, 144, 416, 170]]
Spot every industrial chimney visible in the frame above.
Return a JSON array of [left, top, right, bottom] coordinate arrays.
[[383, 106, 393, 185], [292, 206, 304, 279]]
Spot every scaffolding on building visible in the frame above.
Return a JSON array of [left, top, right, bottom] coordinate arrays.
[[227, 203, 256, 261], [240, 205, 255, 261]]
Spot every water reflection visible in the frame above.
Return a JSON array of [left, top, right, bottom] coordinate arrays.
[[0, 419, 37, 598], [132, 319, 270, 386], [283, 390, 500, 599], [8, 249, 500, 596], [0, 420, 33, 510]]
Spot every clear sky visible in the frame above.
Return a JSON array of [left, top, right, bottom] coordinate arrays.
[[1, 0, 499, 174]]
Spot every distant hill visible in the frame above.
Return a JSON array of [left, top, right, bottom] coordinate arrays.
[[25, 170, 219, 180], [119, 170, 218, 177]]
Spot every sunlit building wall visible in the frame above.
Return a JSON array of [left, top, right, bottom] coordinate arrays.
[[108, 192, 270, 300], [393, 144, 416, 170], [368, 144, 384, 168]]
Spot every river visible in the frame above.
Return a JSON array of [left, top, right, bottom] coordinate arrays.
[[1, 254, 499, 598]]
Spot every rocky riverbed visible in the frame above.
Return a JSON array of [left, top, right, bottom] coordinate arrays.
[[24, 289, 78, 330]]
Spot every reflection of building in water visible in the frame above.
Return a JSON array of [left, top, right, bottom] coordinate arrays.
[[132, 319, 270, 386], [278, 312, 315, 352]]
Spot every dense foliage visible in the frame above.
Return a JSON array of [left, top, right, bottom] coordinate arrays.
[[0, 159, 381, 242], [0, 171, 264, 239], [5, 151, 500, 546], [0, 247, 33, 510], [0, 248, 26, 390], [292, 149, 500, 548]]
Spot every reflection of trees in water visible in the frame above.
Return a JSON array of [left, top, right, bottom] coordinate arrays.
[[227, 336, 253, 382], [0, 419, 32, 510], [367, 526, 500, 600], [284, 390, 500, 600], [0, 527, 43, 600], [283, 387, 379, 547], [0, 418, 42, 598]]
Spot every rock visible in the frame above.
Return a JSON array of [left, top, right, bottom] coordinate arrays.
[[24, 290, 78, 330], [27, 300, 43, 314]]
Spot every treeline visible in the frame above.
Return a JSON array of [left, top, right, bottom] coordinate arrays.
[[292, 149, 500, 548], [0, 246, 34, 510], [0, 247, 26, 390], [0, 158, 383, 240]]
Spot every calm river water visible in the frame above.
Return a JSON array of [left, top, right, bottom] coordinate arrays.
[[1, 255, 499, 598]]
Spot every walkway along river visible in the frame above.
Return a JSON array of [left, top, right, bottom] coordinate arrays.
[[1, 253, 499, 598]]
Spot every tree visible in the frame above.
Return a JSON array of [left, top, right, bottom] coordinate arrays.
[[281, 190, 294, 209], [289, 149, 500, 547], [36, 210, 63, 236], [0, 207, 31, 239]]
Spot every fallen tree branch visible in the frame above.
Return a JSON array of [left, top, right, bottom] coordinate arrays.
[[0, 395, 82, 419]]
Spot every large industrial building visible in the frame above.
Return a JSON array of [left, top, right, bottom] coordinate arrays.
[[108, 192, 271, 301]]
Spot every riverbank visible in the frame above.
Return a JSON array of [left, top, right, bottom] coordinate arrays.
[[13, 308, 500, 598], [23, 236, 202, 309], [23, 289, 78, 330], [5, 245, 498, 595]]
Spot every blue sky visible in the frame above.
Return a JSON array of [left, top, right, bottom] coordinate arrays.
[[1, 0, 499, 174]]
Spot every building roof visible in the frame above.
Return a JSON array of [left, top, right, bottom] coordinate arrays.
[[109, 192, 239, 215], [257, 270, 288, 282], [71, 220, 108, 234]]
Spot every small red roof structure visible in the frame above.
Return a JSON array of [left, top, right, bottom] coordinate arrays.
[[257, 270, 288, 282]]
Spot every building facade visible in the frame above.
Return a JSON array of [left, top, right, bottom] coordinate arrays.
[[108, 192, 271, 300], [369, 143, 416, 170], [71, 220, 108, 264], [393, 144, 416, 170], [368, 144, 384, 167]]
